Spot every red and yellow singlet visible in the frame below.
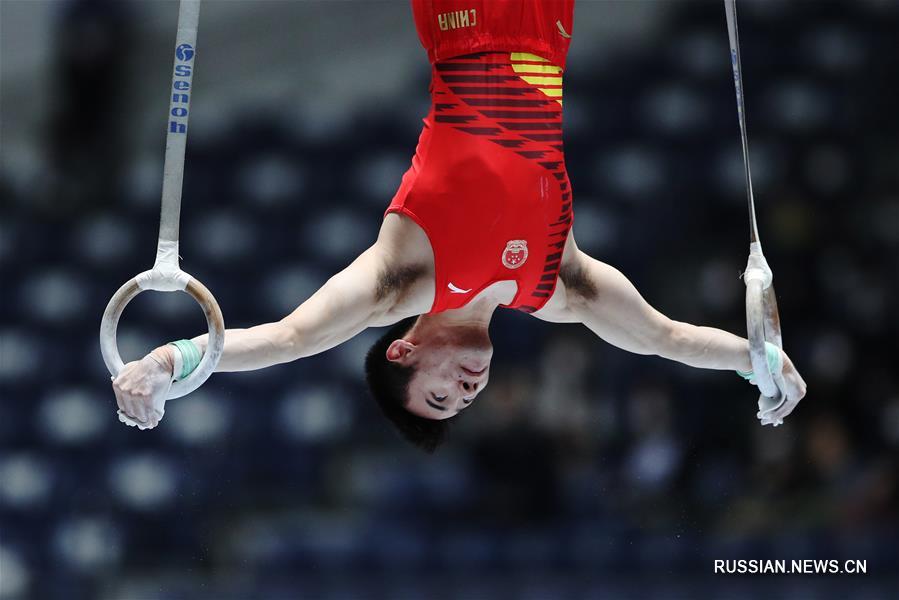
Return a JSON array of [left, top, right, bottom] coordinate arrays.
[[387, 1, 576, 314]]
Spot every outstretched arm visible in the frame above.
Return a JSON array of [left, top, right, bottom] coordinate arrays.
[[112, 242, 403, 428], [187, 244, 392, 372], [536, 249, 806, 411], [540, 250, 752, 371]]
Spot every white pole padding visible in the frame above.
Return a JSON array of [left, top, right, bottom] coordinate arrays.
[[99, 0, 224, 403], [723, 0, 760, 246], [157, 0, 201, 257]]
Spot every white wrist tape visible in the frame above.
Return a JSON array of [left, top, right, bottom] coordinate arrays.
[[743, 241, 773, 289], [135, 240, 190, 291]]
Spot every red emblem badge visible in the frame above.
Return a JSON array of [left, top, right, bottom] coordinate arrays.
[[502, 240, 528, 269]]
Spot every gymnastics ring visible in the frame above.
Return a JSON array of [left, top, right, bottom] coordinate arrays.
[[743, 244, 784, 404], [100, 267, 224, 401]]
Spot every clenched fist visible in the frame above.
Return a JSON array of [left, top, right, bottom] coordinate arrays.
[[111, 346, 174, 430]]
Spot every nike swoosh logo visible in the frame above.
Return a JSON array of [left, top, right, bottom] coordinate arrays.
[[447, 282, 471, 294], [556, 20, 571, 39]]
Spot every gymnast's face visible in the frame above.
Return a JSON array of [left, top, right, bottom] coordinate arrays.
[[386, 329, 492, 420]]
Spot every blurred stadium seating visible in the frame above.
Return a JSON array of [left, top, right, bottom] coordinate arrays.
[[1, 0, 897, 598]]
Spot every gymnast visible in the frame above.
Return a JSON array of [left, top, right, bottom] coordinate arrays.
[[112, 0, 806, 451]]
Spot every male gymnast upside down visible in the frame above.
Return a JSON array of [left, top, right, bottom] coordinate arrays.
[[112, 0, 807, 452]]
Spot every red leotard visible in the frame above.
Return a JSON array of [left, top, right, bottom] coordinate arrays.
[[387, 1, 575, 314]]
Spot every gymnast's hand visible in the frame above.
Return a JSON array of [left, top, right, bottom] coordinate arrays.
[[111, 347, 173, 430], [756, 348, 808, 427]]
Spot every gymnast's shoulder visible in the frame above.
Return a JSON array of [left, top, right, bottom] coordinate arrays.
[[364, 213, 435, 321]]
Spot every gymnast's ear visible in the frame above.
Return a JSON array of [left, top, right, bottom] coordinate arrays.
[[386, 339, 416, 364]]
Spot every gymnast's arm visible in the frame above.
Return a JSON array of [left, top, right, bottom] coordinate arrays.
[[180, 244, 395, 371], [179, 213, 431, 371], [111, 239, 405, 426], [539, 249, 756, 371], [535, 248, 807, 420], [536, 244, 804, 384]]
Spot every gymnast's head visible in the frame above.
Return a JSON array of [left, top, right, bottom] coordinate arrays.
[[365, 315, 492, 453]]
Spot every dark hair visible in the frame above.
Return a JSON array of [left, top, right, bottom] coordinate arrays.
[[365, 316, 449, 453]]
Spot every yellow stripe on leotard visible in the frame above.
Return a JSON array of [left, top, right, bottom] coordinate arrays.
[[517, 75, 564, 86], [510, 53, 563, 106], [510, 63, 563, 75], [510, 52, 549, 62]]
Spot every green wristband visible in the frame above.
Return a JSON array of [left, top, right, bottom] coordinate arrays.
[[168, 339, 202, 381], [737, 342, 782, 380], [736, 368, 754, 380]]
